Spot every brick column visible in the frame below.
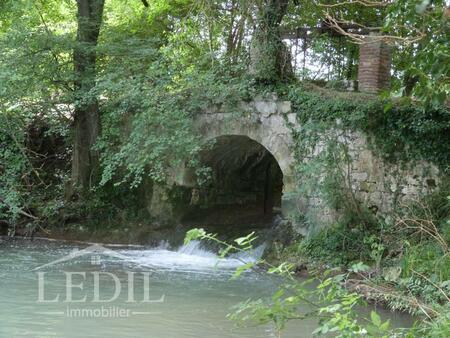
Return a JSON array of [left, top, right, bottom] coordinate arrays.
[[358, 34, 391, 94]]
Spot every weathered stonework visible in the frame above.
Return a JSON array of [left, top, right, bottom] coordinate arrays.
[[150, 96, 441, 235], [293, 127, 440, 234], [347, 132, 440, 216], [193, 96, 297, 197]]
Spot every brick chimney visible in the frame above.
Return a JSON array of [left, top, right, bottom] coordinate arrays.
[[358, 34, 391, 93]]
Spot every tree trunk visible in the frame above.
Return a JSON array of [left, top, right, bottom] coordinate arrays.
[[250, 0, 292, 83], [71, 0, 105, 194]]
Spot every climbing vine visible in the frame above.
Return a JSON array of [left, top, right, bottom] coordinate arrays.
[[284, 84, 450, 172], [272, 82, 450, 234]]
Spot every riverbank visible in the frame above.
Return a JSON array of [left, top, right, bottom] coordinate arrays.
[[268, 236, 448, 315], [4, 224, 447, 336], [1, 235, 416, 337], [3, 203, 448, 337], [287, 258, 439, 318], [5, 217, 447, 320], [262, 214, 449, 337]]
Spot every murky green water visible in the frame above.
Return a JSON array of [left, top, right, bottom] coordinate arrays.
[[0, 238, 412, 338]]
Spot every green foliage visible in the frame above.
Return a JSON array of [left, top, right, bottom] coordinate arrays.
[[364, 235, 385, 271], [1, 0, 448, 228], [185, 228, 450, 337], [401, 241, 449, 281], [285, 85, 450, 172], [0, 0, 75, 227], [0, 104, 70, 227], [297, 223, 381, 266], [281, 85, 449, 310], [385, 0, 450, 106], [95, 43, 253, 187], [297, 188, 450, 309], [0, 113, 29, 222], [184, 228, 207, 244], [403, 304, 450, 338]]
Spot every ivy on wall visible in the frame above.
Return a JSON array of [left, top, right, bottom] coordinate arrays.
[[265, 82, 450, 231], [283, 84, 450, 173]]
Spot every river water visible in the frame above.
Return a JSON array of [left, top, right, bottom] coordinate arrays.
[[0, 238, 413, 338]]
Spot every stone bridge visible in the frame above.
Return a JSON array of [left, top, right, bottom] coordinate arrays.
[[147, 37, 441, 233], [150, 96, 440, 233]]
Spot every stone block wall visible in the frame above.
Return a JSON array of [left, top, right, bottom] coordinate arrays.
[[347, 132, 440, 215], [295, 128, 441, 234]]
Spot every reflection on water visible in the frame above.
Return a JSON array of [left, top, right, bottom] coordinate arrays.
[[0, 238, 412, 338]]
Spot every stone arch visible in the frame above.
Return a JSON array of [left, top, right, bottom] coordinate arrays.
[[194, 111, 296, 197], [150, 103, 302, 227]]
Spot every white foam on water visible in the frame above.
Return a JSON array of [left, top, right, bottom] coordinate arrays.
[[119, 240, 266, 272]]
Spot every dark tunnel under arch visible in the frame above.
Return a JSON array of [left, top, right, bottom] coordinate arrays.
[[182, 135, 284, 227]]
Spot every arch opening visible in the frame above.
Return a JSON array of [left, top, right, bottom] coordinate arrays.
[[182, 135, 283, 228]]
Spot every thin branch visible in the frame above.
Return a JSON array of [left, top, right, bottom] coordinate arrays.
[[319, 0, 390, 8], [0, 197, 38, 221], [324, 13, 426, 44], [3, 115, 45, 186], [33, 2, 61, 65], [413, 270, 450, 303]]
